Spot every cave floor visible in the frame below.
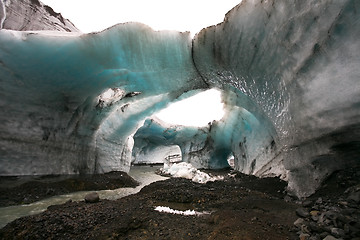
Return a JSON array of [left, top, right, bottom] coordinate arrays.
[[0, 171, 139, 207], [1, 167, 359, 239], [0, 170, 299, 239]]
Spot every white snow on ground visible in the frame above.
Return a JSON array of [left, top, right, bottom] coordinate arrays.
[[160, 162, 223, 183], [154, 206, 209, 216]]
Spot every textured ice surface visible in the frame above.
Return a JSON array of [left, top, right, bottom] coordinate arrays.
[[0, 24, 204, 175], [0, 0, 359, 197], [132, 117, 211, 169], [132, 145, 181, 165], [193, 0, 360, 196], [0, 0, 79, 32], [0, 0, 5, 29]]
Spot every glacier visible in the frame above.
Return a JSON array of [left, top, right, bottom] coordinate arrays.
[[0, 0, 359, 197], [0, 0, 78, 32], [0, 24, 205, 175], [193, 0, 360, 196]]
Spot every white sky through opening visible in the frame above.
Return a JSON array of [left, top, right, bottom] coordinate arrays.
[[155, 89, 224, 126], [40, 0, 242, 36]]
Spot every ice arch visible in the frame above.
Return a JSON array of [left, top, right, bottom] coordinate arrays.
[[0, 23, 205, 175], [0, 0, 359, 197], [132, 86, 278, 172]]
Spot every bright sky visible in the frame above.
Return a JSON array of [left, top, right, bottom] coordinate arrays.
[[156, 89, 224, 126], [40, 0, 241, 36], [40, 0, 238, 126]]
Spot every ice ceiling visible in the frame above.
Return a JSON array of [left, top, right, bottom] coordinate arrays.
[[0, 0, 359, 197]]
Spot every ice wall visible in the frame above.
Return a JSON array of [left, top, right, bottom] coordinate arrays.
[[0, 0, 79, 32], [0, 0, 5, 29], [193, 0, 360, 196], [132, 145, 181, 165], [132, 118, 211, 168], [0, 24, 205, 175]]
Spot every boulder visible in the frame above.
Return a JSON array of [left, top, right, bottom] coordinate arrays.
[[84, 192, 100, 203]]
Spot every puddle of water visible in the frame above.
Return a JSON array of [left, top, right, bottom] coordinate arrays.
[[0, 166, 167, 229]]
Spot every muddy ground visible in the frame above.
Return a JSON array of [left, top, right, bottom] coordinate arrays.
[[0, 168, 359, 240], [0, 171, 138, 207]]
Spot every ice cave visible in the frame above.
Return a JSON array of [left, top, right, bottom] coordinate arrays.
[[0, 0, 360, 238], [0, 0, 360, 199], [0, 0, 359, 201]]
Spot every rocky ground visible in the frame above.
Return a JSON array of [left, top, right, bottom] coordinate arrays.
[[0, 171, 138, 207], [291, 168, 360, 240], [0, 167, 359, 240]]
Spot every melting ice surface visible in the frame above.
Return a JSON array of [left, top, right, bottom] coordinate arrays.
[[0, 0, 359, 198]]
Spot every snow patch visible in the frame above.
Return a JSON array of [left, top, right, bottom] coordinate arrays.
[[160, 162, 223, 183], [154, 206, 209, 216]]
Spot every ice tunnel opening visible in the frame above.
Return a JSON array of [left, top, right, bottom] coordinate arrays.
[[130, 89, 226, 167], [131, 145, 182, 166], [154, 89, 225, 127], [227, 154, 235, 169]]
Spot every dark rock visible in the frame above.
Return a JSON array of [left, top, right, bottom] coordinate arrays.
[[301, 224, 311, 234], [324, 219, 332, 225], [299, 233, 310, 240], [337, 214, 351, 224], [311, 215, 319, 222], [330, 228, 345, 238], [309, 235, 320, 240], [322, 235, 338, 240], [303, 200, 313, 207], [309, 222, 322, 233], [337, 201, 348, 207], [348, 224, 360, 236], [310, 210, 319, 219], [341, 208, 355, 215], [315, 198, 323, 205], [84, 192, 99, 203], [325, 210, 338, 220], [284, 195, 292, 202], [319, 232, 329, 239], [343, 224, 350, 234], [297, 208, 310, 218], [347, 191, 360, 203], [312, 205, 320, 211], [294, 218, 305, 228]]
